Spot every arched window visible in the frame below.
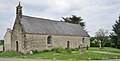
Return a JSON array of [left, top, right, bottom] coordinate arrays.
[[82, 38, 85, 43], [47, 36, 52, 44]]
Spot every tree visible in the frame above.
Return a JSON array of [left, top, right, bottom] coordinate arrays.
[[110, 15, 120, 49], [95, 29, 108, 48], [0, 40, 4, 45], [90, 37, 99, 47], [103, 37, 111, 47], [62, 15, 85, 28]]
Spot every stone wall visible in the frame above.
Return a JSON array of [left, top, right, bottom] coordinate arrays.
[[26, 34, 90, 52], [25, 34, 47, 52], [11, 17, 25, 53], [4, 28, 12, 51], [53, 35, 90, 48]]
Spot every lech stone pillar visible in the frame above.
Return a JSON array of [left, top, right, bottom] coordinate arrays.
[[79, 43, 85, 54]]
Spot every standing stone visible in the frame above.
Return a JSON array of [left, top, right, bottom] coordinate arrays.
[[79, 43, 84, 54], [99, 40, 101, 48]]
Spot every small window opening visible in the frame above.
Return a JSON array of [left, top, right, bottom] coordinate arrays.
[[47, 36, 52, 44], [82, 38, 85, 43]]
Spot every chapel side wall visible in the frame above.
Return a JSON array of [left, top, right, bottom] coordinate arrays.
[[53, 36, 90, 48], [26, 34, 90, 52], [25, 34, 47, 52], [84, 37, 90, 47]]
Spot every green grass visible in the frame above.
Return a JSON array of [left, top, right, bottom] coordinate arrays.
[[24, 51, 120, 60], [89, 47, 120, 53], [0, 50, 120, 60], [0, 51, 22, 58]]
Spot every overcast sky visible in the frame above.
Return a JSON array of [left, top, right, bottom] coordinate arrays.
[[0, 0, 120, 39]]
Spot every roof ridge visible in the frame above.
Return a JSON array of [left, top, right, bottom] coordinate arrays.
[[22, 15, 60, 22], [22, 15, 83, 27]]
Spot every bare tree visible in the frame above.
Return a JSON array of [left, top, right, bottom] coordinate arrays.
[[95, 29, 108, 48]]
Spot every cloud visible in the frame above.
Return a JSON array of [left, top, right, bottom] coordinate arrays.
[[0, 0, 120, 39]]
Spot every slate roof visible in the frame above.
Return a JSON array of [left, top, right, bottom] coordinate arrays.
[[20, 15, 89, 37]]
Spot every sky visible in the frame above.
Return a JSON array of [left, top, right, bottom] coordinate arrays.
[[0, 0, 120, 39]]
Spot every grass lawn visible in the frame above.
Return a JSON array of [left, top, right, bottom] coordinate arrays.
[[24, 51, 120, 60], [0, 48, 120, 60], [0, 51, 22, 58], [89, 47, 120, 53]]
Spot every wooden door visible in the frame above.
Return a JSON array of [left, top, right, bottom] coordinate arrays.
[[16, 41, 18, 52], [67, 41, 70, 49]]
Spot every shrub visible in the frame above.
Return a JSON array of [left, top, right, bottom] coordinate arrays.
[[43, 49, 51, 52], [103, 39, 112, 47], [52, 47, 65, 53], [0, 51, 3, 53], [110, 43, 116, 48], [86, 45, 89, 50], [104, 42, 111, 47], [90, 42, 99, 47], [67, 48, 72, 53], [0, 40, 4, 45], [55, 48, 61, 53], [71, 48, 79, 51], [31, 50, 38, 53], [90, 37, 99, 47]]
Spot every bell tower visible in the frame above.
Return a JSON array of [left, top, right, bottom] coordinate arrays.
[[16, 2, 22, 18]]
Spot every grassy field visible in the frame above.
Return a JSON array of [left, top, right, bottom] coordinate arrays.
[[0, 47, 120, 60], [23, 51, 120, 60], [0, 51, 22, 58], [89, 47, 120, 53]]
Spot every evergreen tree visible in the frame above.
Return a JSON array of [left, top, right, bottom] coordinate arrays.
[[62, 15, 85, 28], [110, 15, 120, 49]]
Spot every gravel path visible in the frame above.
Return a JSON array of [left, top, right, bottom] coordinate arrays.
[[92, 51, 120, 55]]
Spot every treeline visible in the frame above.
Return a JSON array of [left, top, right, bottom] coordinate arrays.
[[90, 15, 120, 49], [0, 40, 4, 45]]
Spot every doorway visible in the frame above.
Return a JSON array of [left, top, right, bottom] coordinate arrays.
[[67, 41, 70, 49], [16, 41, 18, 52]]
